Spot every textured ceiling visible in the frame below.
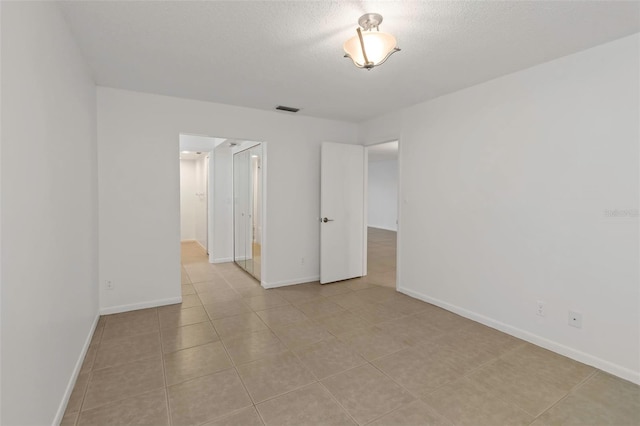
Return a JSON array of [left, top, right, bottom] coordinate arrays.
[[59, 1, 640, 122]]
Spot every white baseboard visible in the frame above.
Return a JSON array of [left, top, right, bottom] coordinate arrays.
[[99, 296, 182, 315], [212, 257, 233, 264], [398, 286, 640, 385], [367, 225, 398, 232], [262, 275, 320, 289], [53, 313, 100, 426]]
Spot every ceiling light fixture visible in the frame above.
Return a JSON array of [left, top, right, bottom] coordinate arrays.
[[343, 13, 400, 70]]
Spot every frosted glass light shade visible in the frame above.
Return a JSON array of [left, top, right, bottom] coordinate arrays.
[[343, 31, 399, 69]]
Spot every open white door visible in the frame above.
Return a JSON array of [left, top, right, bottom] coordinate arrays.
[[320, 142, 365, 284]]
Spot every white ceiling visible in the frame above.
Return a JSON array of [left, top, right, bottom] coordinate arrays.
[[59, 1, 640, 123], [179, 151, 207, 160]]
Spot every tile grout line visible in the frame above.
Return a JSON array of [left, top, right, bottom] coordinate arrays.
[[251, 380, 321, 407], [157, 308, 173, 426], [361, 338, 523, 426], [430, 346, 544, 422], [181, 256, 256, 424], [103, 290, 422, 421], [253, 403, 269, 426], [73, 317, 106, 424], [327, 359, 416, 425], [220, 295, 346, 416], [182, 238, 638, 425], [180, 240, 409, 422], [225, 360, 261, 424], [527, 368, 600, 425], [365, 354, 427, 407], [480, 343, 600, 422], [461, 370, 541, 421], [568, 368, 600, 394], [315, 380, 362, 425], [211, 315, 260, 422], [459, 355, 502, 380], [72, 327, 168, 417]]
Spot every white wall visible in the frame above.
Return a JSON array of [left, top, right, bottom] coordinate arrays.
[[1, 2, 99, 424], [97, 87, 358, 311], [368, 159, 398, 231], [179, 159, 197, 240], [360, 109, 403, 147], [360, 34, 640, 383]]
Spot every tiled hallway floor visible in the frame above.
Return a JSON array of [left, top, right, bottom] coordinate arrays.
[[62, 242, 639, 425], [367, 227, 396, 289]]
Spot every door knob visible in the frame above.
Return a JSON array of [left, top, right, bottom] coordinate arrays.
[[322, 217, 334, 223]]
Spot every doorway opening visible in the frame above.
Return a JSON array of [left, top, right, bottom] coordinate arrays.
[[179, 134, 218, 264], [179, 150, 210, 253], [365, 140, 399, 288], [178, 134, 266, 286]]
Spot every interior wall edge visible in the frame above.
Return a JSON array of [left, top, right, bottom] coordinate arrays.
[[99, 296, 182, 316], [262, 275, 321, 289], [398, 286, 640, 385], [2, 2, 100, 423], [212, 257, 234, 264], [52, 313, 100, 426], [366, 225, 397, 232]]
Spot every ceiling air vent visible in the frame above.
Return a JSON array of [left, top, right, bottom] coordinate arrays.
[[276, 105, 300, 113]]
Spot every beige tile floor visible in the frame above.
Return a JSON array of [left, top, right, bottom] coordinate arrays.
[[61, 238, 639, 426], [367, 227, 397, 289]]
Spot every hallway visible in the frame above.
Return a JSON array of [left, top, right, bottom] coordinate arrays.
[[61, 243, 639, 425]]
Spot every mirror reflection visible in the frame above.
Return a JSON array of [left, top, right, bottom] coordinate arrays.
[[233, 143, 262, 280]]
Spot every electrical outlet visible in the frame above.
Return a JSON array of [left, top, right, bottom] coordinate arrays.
[[106, 280, 114, 291], [536, 300, 546, 317], [300, 257, 305, 265], [568, 311, 582, 328]]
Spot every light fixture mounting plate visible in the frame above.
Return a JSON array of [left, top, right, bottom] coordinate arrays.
[[358, 13, 383, 31]]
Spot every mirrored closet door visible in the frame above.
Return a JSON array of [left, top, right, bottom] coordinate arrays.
[[233, 143, 262, 280]]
